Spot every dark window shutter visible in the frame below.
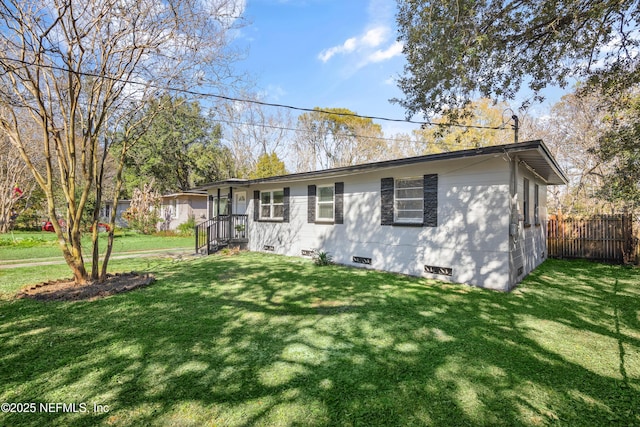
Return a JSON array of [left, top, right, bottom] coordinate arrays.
[[335, 182, 344, 224], [253, 190, 260, 221], [307, 185, 316, 223], [381, 178, 394, 225], [283, 187, 290, 223], [423, 174, 438, 227]]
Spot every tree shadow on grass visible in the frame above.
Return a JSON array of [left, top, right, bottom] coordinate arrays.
[[0, 254, 638, 426]]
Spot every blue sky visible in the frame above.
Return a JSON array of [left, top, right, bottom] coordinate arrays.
[[232, 0, 567, 136]]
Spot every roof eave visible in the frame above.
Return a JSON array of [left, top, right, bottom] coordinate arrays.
[[191, 140, 568, 189]]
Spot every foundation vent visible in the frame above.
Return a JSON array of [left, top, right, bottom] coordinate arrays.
[[424, 265, 453, 276]]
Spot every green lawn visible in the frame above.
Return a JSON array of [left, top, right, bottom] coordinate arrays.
[[0, 231, 193, 261], [0, 254, 638, 426]]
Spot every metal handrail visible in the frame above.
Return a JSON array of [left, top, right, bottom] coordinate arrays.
[[195, 215, 249, 254]]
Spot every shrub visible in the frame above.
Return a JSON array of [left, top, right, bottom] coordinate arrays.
[[0, 236, 56, 248], [313, 250, 333, 266], [124, 181, 161, 234], [177, 216, 196, 235]]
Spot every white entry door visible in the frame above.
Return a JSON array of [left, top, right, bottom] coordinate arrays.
[[234, 192, 247, 215]]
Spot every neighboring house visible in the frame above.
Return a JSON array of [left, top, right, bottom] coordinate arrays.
[[100, 199, 131, 228], [196, 140, 567, 291], [159, 191, 208, 231]]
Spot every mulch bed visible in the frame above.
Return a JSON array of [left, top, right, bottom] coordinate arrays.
[[16, 272, 155, 302]]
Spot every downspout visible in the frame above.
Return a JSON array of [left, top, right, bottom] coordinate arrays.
[[510, 156, 519, 242], [509, 114, 520, 228], [505, 149, 519, 289]]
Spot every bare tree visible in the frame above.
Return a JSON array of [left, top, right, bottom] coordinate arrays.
[[0, 137, 34, 233], [0, 0, 244, 284], [220, 92, 294, 177], [295, 108, 386, 172], [522, 93, 612, 215]]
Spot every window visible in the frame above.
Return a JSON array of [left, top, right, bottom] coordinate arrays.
[[260, 190, 284, 219], [381, 175, 437, 227], [395, 177, 424, 223], [534, 184, 540, 225], [212, 196, 228, 217], [523, 178, 530, 226], [316, 185, 334, 221], [101, 203, 111, 220]]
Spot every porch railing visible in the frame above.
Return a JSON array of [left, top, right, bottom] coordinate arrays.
[[195, 214, 248, 254]]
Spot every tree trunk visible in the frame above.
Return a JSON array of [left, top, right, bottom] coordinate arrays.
[[100, 140, 128, 282], [58, 234, 89, 285]]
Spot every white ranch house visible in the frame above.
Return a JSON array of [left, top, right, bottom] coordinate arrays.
[[196, 140, 567, 291]]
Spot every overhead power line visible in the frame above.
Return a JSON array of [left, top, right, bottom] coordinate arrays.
[[0, 56, 513, 132], [211, 117, 513, 152]]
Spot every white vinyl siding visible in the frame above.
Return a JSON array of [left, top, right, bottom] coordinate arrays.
[[260, 190, 284, 220], [395, 177, 423, 223], [316, 185, 334, 221], [248, 156, 521, 290]]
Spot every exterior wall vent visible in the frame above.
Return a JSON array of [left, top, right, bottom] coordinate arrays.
[[352, 256, 372, 265], [517, 266, 524, 276], [263, 245, 275, 252], [424, 265, 453, 276], [301, 249, 315, 257]]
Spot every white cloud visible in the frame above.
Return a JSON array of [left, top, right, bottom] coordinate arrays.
[[361, 27, 387, 47], [318, 36, 358, 62], [368, 41, 403, 63], [318, 25, 390, 63]]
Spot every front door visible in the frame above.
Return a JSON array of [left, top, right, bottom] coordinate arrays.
[[234, 191, 247, 215]]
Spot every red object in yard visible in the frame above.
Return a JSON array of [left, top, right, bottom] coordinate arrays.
[[94, 223, 111, 232], [41, 219, 69, 232], [42, 221, 55, 232]]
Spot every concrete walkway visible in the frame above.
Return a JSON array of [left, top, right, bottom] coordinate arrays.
[[0, 247, 197, 269]]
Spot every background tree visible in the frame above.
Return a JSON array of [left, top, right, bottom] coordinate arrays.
[[123, 181, 161, 235], [295, 107, 386, 171], [249, 152, 287, 179], [595, 92, 640, 211], [395, 0, 639, 119], [0, 0, 244, 284], [522, 92, 612, 214], [123, 96, 234, 195], [413, 99, 514, 153], [0, 137, 35, 233], [220, 92, 293, 177]]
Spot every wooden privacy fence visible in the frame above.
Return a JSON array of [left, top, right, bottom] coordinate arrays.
[[547, 214, 638, 264]]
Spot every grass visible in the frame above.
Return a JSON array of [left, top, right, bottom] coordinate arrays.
[[0, 257, 171, 297], [0, 231, 193, 261], [0, 253, 638, 426]]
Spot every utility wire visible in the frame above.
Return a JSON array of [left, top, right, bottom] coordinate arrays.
[[211, 117, 513, 151], [0, 56, 513, 132]]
